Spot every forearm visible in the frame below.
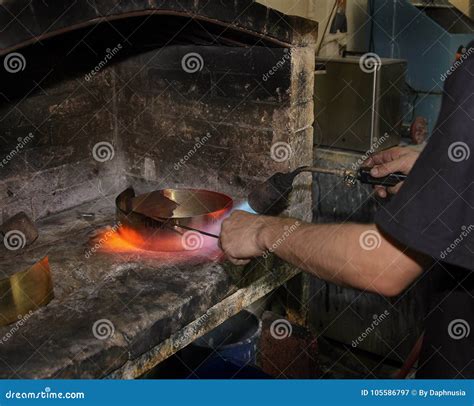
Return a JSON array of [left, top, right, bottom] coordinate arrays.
[[257, 219, 425, 296]]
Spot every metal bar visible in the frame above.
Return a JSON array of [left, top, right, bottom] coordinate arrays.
[[150, 216, 219, 239], [300, 166, 350, 177], [172, 223, 219, 239]]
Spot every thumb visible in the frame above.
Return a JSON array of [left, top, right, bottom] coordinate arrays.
[[370, 160, 402, 177]]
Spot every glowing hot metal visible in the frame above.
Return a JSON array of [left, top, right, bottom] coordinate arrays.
[[115, 187, 232, 252]]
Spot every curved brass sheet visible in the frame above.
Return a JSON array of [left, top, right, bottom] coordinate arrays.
[[0, 257, 54, 326], [116, 188, 233, 251], [132, 189, 233, 219]]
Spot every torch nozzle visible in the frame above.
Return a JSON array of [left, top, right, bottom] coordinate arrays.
[[247, 166, 353, 215], [247, 169, 303, 215]]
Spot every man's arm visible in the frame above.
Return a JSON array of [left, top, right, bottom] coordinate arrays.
[[220, 213, 428, 297], [220, 146, 430, 297]]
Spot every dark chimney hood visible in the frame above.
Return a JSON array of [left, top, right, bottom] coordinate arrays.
[[0, 0, 317, 54]]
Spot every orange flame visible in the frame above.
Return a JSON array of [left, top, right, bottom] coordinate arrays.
[[89, 224, 221, 258], [101, 226, 145, 251], [87, 200, 251, 260]]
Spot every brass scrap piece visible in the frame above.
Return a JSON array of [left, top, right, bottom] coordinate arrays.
[[0, 257, 54, 326], [0, 212, 38, 250]]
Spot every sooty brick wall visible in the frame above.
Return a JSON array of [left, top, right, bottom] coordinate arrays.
[[0, 23, 315, 223], [116, 45, 314, 221], [0, 61, 124, 222]]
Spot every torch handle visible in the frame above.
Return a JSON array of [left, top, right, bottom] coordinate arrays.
[[357, 167, 407, 187]]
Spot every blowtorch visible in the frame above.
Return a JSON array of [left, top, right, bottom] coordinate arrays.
[[248, 166, 407, 215]]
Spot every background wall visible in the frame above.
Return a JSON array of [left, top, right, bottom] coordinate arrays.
[[450, 0, 473, 19], [257, 0, 370, 52]]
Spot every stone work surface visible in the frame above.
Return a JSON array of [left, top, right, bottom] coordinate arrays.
[[0, 197, 301, 378], [0, 198, 237, 378]]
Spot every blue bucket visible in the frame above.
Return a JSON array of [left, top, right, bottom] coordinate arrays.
[[193, 310, 262, 366]]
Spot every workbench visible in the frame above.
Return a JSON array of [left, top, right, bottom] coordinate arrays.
[[0, 197, 299, 378]]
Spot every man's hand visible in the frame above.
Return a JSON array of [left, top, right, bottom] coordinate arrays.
[[219, 211, 267, 265], [364, 147, 420, 198]]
